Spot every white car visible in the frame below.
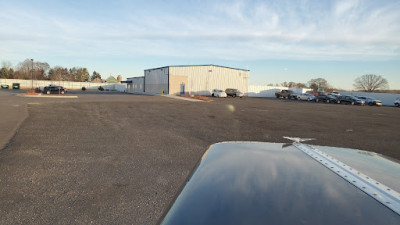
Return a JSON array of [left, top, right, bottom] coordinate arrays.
[[328, 91, 340, 96], [297, 93, 315, 101], [212, 89, 227, 97]]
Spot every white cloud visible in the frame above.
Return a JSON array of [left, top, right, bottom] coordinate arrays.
[[334, 0, 360, 17], [1, 0, 399, 61]]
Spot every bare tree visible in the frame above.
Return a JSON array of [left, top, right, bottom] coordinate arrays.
[[295, 83, 306, 88], [308, 78, 329, 90], [281, 81, 305, 88], [14, 59, 50, 80], [353, 74, 389, 92], [1, 61, 13, 69], [15, 59, 33, 79]]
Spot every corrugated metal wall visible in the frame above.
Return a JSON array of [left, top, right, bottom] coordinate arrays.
[[144, 67, 169, 94], [127, 77, 144, 93], [169, 65, 248, 96]]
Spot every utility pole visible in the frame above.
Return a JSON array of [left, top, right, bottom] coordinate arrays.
[[31, 59, 34, 89]]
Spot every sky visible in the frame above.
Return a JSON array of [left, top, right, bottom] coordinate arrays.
[[1, 0, 399, 90]]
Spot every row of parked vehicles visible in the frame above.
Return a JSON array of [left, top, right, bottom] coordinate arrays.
[[211, 88, 400, 107], [275, 90, 387, 106], [0, 83, 20, 89], [212, 88, 244, 98]]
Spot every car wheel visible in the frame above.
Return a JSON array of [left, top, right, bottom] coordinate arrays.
[[368, 102, 373, 106], [47, 90, 50, 95], [61, 90, 65, 94], [395, 103, 399, 107], [212, 93, 214, 97], [351, 102, 355, 105], [233, 94, 236, 98], [337, 100, 341, 104], [315, 99, 319, 103], [326, 99, 330, 103]]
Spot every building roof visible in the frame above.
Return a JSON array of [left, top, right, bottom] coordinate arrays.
[[127, 76, 144, 79], [144, 64, 250, 72], [105, 75, 118, 83]]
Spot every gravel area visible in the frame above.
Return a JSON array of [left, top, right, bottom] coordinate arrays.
[[1, 90, 399, 224]]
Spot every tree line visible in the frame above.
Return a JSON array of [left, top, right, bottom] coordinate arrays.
[[271, 75, 389, 92], [0, 59, 103, 82], [268, 78, 332, 90]]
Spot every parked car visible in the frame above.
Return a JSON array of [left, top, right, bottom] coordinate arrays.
[[356, 96, 382, 106], [297, 93, 315, 101], [315, 93, 338, 103], [225, 88, 243, 98], [211, 89, 227, 97], [305, 90, 324, 96], [1, 84, 9, 89], [43, 85, 66, 95], [327, 91, 341, 96], [395, 97, 400, 107], [337, 95, 365, 105], [275, 90, 297, 99], [12, 83, 20, 89]]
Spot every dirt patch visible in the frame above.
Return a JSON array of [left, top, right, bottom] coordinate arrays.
[[178, 94, 212, 102]]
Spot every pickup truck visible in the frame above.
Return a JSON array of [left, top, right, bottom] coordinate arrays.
[[275, 90, 297, 99]]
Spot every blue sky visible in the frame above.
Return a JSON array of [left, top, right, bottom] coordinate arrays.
[[1, 0, 399, 90]]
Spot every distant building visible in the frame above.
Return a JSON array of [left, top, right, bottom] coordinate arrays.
[[124, 65, 249, 95], [91, 77, 103, 83], [105, 76, 118, 84]]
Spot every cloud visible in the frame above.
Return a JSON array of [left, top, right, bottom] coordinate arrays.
[[1, 0, 399, 61]]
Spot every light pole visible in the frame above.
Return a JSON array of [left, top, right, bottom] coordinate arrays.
[[31, 59, 34, 89]]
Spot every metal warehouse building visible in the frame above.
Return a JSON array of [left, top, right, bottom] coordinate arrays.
[[125, 65, 249, 95]]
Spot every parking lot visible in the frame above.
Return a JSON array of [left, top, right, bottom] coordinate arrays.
[[1, 90, 399, 224]]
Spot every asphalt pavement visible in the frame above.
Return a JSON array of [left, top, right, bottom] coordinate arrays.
[[0, 90, 399, 224]]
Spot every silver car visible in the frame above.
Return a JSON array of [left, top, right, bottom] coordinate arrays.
[[395, 97, 400, 107], [211, 89, 227, 98], [297, 93, 315, 101], [356, 96, 382, 106]]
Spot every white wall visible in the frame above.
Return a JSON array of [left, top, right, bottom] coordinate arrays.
[[0, 78, 127, 90], [248, 85, 311, 97], [339, 91, 400, 106]]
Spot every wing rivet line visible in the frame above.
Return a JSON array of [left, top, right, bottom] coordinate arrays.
[[283, 138, 400, 216]]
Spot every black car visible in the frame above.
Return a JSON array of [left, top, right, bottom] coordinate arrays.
[[43, 85, 65, 95], [315, 93, 337, 103], [337, 95, 365, 105], [225, 88, 243, 97]]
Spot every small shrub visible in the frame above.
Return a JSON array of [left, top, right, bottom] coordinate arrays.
[[82, 87, 86, 91], [98, 86, 104, 91]]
